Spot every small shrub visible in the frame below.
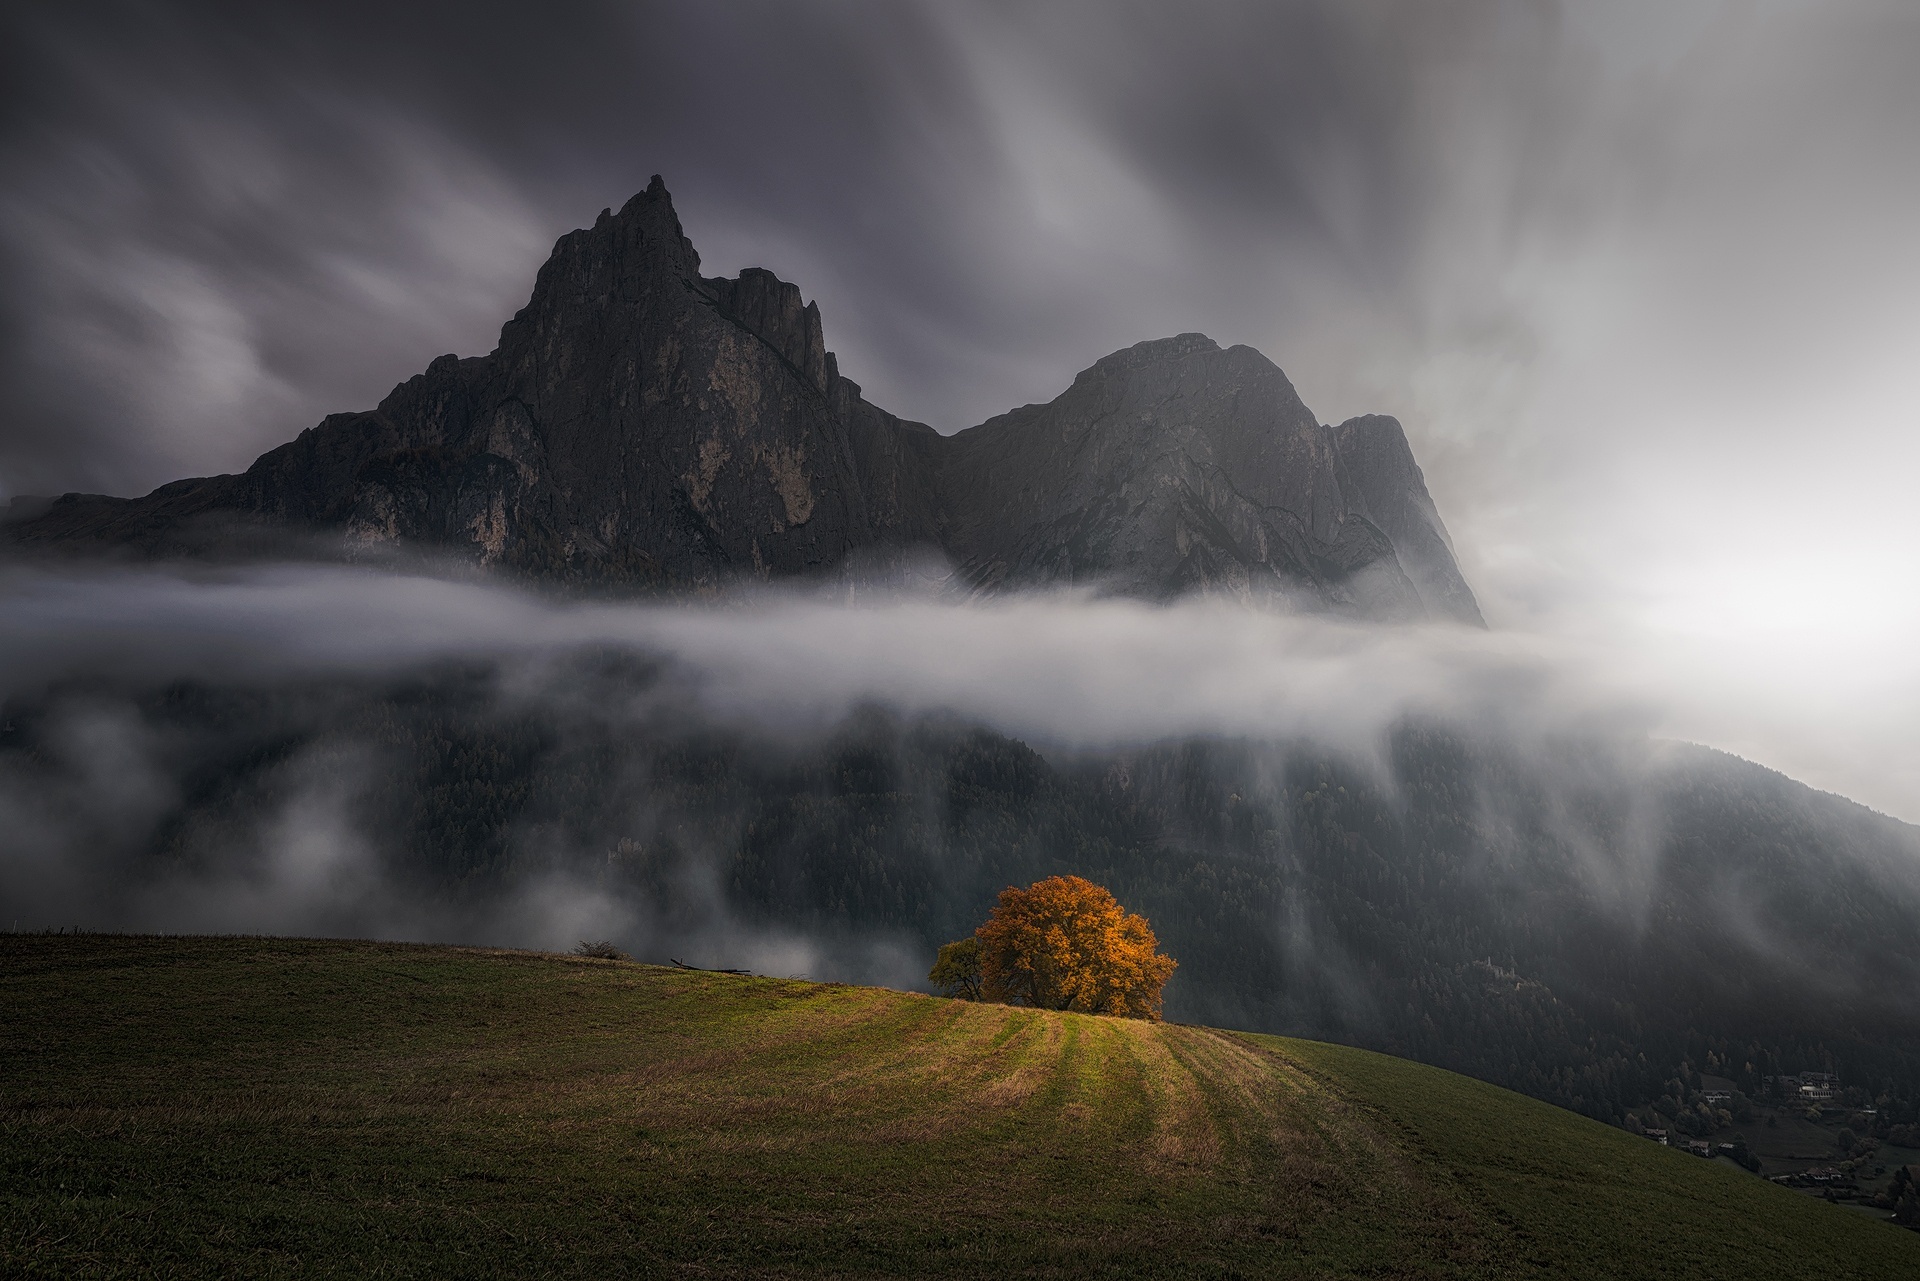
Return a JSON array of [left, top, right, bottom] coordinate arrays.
[[929, 937, 982, 1000], [574, 940, 629, 961]]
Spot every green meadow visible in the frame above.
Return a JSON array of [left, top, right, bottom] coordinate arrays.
[[4, 934, 1916, 1278]]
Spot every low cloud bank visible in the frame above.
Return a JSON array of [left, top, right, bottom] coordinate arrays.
[[0, 561, 1910, 997], [0, 561, 1645, 750]]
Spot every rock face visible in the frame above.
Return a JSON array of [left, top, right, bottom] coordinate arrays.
[[1326, 416, 1484, 625], [943, 334, 1432, 618], [6, 177, 1482, 623]]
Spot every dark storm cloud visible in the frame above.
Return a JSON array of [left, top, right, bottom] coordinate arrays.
[[3, 1, 1919, 816], [0, 0, 1001, 496], [0, 0, 1586, 497]]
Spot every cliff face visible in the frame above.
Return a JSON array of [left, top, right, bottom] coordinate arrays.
[[1327, 415, 1484, 625], [7, 177, 1482, 623], [941, 335, 1425, 617]]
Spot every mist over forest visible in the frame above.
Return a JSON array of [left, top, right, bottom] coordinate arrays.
[[6, 561, 1919, 1131]]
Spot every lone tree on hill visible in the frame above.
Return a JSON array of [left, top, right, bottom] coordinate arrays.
[[942, 874, 1175, 1020]]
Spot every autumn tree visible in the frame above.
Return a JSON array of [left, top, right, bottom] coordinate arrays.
[[928, 936, 983, 1000], [973, 875, 1176, 1020]]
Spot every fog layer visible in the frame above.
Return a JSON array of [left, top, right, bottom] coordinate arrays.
[[0, 563, 1622, 750], [2, 562, 1912, 956]]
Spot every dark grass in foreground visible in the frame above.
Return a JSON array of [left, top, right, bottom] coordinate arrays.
[[3, 936, 1916, 1279]]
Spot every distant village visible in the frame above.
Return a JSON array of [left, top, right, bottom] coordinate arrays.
[[1628, 1070, 1919, 1228]]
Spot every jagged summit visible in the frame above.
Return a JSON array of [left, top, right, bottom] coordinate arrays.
[[1089, 332, 1222, 367], [5, 178, 1482, 623]]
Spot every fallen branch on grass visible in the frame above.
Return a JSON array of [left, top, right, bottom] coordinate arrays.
[[670, 958, 751, 975]]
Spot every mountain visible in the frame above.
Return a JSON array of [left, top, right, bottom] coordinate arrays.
[[9, 935, 1917, 1278], [4, 177, 1482, 624]]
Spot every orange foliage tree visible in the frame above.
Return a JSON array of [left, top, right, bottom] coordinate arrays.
[[973, 875, 1176, 1020]]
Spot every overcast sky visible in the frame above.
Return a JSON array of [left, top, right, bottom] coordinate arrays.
[[2, 0, 1917, 818]]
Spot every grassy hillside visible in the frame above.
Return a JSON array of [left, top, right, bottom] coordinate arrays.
[[3, 935, 1916, 1279]]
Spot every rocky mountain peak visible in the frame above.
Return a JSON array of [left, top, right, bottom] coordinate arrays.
[[1084, 332, 1221, 373], [701, 268, 834, 396], [6, 178, 1482, 624], [1326, 414, 1482, 625]]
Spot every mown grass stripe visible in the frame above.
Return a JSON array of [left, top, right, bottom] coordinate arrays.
[[4, 935, 1917, 1279]]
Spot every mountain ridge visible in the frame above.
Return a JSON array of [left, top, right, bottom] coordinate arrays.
[[5, 176, 1482, 624]]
